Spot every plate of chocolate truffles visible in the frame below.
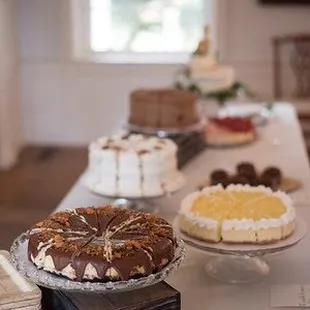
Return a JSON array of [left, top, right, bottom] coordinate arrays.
[[199, 162, 302, 193]]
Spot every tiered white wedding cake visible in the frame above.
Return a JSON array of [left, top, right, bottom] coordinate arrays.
[[188, 55, 235, 93], [178, 27, 235, 94]]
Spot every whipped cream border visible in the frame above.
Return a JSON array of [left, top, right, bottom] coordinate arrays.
[[88, 133, 177, 153], [179, 184, 295, 231]]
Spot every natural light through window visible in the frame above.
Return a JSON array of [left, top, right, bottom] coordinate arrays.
[[89, 0, 206, 53]]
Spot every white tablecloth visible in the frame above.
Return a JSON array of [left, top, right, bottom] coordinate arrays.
[[56, 103, 310, 310]]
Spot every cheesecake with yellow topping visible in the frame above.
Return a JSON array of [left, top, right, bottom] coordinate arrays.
[[178, 185, 296, 244]]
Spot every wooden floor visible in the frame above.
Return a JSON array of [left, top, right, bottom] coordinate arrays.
[[0, 146, 87, 250]]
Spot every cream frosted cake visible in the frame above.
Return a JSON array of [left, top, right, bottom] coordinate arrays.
[[87, 133, 184, 197], [178, 185, 296, 244]]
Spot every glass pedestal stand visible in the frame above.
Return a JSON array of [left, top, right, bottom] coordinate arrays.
[[83, 169, 185, 212], [204, 254, 270, 284], [174, 219, 307, 284], [109, 197, 160, 213]]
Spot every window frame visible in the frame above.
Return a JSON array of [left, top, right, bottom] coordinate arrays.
[[70, 0, 219, 64]]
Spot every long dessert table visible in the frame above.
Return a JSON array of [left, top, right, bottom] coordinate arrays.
[[56, 103, 310, 310]]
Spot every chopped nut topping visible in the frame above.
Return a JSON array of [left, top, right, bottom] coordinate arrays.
[[29, 205, 176, 282], [36, 221, 44, 227], [54, 234, 64, 248], [114, 252, 122, 259], [138, 149, 149, 155], [86, 208, 95, 215]]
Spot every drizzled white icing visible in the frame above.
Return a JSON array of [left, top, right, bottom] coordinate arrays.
[[32, 243, 54, 268], [72, 209, 98, 232]]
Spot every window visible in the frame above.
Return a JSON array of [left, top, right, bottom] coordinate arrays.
[[71, 0, 213, 63]]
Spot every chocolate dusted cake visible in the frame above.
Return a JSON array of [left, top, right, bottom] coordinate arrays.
[[28, 206, 176, 282], [129, 89, 200, 129]]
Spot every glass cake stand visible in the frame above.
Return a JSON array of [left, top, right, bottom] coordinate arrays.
[[10, 232, 186, 293], [125, 117, 206, 138], [174, 218, 307, 284], [82, 170, 185, 211]]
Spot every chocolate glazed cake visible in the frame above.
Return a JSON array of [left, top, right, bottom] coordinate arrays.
[[28, 206, 176, 282], [129, 89, 199, 129]]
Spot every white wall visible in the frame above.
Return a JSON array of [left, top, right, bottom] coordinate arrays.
[[0, 0, 22, 169], [17, 0, 310, 145], [20, 62, 178, 145], [220, 0, 310, 98], [17, 0, 181, 145]]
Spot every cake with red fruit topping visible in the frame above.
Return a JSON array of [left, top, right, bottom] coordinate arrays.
[[206, 117, 256, 146]]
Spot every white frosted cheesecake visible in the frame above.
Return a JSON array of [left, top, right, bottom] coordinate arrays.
[[87, 133, 184, 197], [178, 185, 296, 244]]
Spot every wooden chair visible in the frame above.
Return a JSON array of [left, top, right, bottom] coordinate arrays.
[[272, 34, 310, 99], [272, 34, 310, 153]]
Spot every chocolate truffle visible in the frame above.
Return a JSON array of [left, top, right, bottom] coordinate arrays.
[[228, 174, 249, 185], [259, 167, 282, 190], [210, 170, 229, 186], [261, 167, 282, 181], [236, 162, 257, 178], [244, 175, 260, 186], [259, 176, 280, 190]]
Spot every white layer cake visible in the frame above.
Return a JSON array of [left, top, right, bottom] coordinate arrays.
[[88, 133, 182, 197]]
